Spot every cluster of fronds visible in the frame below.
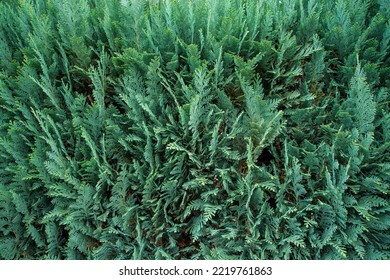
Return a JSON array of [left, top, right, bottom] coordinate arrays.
[[0, 0, 389, 259]]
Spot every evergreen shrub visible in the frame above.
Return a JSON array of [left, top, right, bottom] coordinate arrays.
[[0, 0, 389, 259]]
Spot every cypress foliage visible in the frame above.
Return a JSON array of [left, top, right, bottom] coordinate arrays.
[[0, 0, 389, 260]]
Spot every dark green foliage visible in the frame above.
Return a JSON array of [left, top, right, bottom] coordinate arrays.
[[0, 0, 389, 260]]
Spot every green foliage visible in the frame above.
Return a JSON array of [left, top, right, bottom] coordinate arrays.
[[0, 0, 389, 260]]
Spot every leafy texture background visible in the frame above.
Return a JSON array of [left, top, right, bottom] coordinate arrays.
[[0, 0, 389, 259]]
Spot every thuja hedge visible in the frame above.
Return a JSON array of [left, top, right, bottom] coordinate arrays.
[[0, 0, 389, 260]]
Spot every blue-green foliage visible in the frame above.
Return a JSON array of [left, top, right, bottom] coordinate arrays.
[[0, 0, 389, 259]]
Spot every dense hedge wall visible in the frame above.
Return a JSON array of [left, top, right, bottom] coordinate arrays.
[[0, 0, 389, 259]]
